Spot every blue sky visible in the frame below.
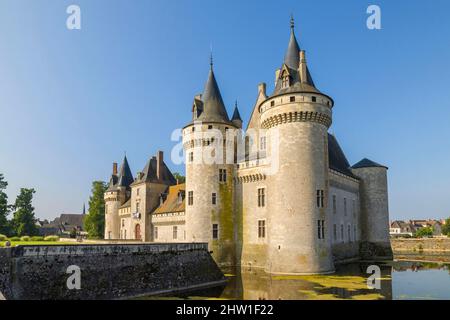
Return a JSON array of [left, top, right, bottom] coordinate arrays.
[[0, 0, 449, 220]]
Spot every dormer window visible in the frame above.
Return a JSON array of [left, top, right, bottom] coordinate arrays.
[[281, 71, 290, 88]]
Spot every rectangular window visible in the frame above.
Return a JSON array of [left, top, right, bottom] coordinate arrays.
[[341, 224, 344, 242], [188, 191, 193, 205], [124, 229, 127, 239], [354, 225, 357, 241], [352, 199, 356, 218], [348, 225, 351, 243], [212, 224, 219, 239], [332, 195, 337, 214], [208, 125, 213, 129], [270, 101, 275, 107], [344, 198, 347, 216], [317, 190, 325, 208], [189, 152, 194, 162], [137, 188, 140, 196], [333, 224, 337, 241], [260, 136, 267, 151], [173, 226, 178, 240], [154, 226, 158, 239], [258, 220, 266, 238], [219, 169, 227, 182], [312, 96, 317, 102], [136, 202, 140, 213], [290, 96, 295, 102], [212, 193, 217, 205], [258, 188, 266, 207], [317, 220, 325, 239]]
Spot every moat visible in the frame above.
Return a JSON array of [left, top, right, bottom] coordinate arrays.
[[148, 256, 450, 300]]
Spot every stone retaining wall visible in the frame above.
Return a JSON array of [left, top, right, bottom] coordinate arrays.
[[391, 238, 450, 253], [0, 243, 225, 300]]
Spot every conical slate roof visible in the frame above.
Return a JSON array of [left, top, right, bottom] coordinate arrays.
[[231, 103, 242, 121], [272, 18, 320, 97], [117, 156, 134, 187], [351, 158, 388, 169], [197, 67, 231, 124]]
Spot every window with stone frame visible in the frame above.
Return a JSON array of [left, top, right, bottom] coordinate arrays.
[[219, 169, 227, 183], [332, 195, 337, 214], [317, 190, 325, 208], [258, 220, 266, 238], [258, 188, 266, 207], [212, 192, 217, 205], [173, 226, 178, 240], [188, 191, 193, 205], [212, 224, 219, 239]]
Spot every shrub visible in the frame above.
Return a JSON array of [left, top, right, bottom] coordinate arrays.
[[31, 236, 44, 241], [44, 235, 60, 242], [20, 236, 31, 241], [9, 236, 20, 241], [0, 234, 7, 241]]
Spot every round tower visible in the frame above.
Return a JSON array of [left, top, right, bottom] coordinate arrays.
[[351, 159, 393, 259], [183, 61, 238, 267], [260, 19, 334, 274], [104, 156, 133, 240]]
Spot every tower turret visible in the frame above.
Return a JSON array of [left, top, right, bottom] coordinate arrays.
[[231, 101, 243, 129], [104, 156, 133, 239], [259, 17, 335, 274], [351, 159, 393, 259], [183, 59, 237, 267]]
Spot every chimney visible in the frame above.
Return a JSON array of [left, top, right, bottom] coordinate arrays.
[[274, 69, 281, 86], [258, 82, 267, 97], [112, 162, 118, 175], [156, 151, 163, 181], [299, 50, 307, 83]]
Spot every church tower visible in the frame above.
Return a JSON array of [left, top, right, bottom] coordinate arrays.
[[260, 17, 335, 274], [104, 156, 133, 239], [183, 59, 239, 267]]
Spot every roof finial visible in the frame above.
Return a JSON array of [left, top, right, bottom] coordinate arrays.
[[210, 43, 213, 70], [235, 99, 238, 108], [290, 13, 295, 31]]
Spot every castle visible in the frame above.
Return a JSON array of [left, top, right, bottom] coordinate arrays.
[[104, 19, 392, 274]]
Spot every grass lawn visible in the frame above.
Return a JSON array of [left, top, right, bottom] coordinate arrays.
[[0, 241, 81, 247]]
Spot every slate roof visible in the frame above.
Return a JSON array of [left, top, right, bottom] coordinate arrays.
[[154, 184, 185, 214], [232, 104, 242, 121], [327, 133, 358, 179], [195, 66, 232, 124], [117, 156, 134, 187], [106, 156, 134, 191], [351, 158, 387, 169], [133, 156, 177, 185], [271, 20, 323, 98], [119, 198, 131, 209]]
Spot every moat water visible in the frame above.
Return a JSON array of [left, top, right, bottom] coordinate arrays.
[[150, 255, 450, 300]]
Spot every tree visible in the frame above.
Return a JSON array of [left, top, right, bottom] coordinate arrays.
[[442, 218, 450, 236], [0, 174, 11, 235], [415, 227, 433, 238], [84, 181, 107, 239], [11, 188, 37, 236], [173, 172, 185, 184]]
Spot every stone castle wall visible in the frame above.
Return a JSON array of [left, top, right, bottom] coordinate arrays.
[[0, 243, 225, 300]]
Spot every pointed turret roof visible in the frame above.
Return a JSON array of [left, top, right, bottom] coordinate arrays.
[[284, 16, 300, 70], [272, 16, 322, 97], [351, 158, 388, 169], [196, 60, 231, 124], [117, 155, 134, 188], [231, 101, 242, 121]]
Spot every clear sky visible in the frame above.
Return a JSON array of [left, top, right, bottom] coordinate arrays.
[[0, 0, 449, 221]]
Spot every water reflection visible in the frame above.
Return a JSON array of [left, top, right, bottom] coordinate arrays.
[[154, 258, 450, 300]]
